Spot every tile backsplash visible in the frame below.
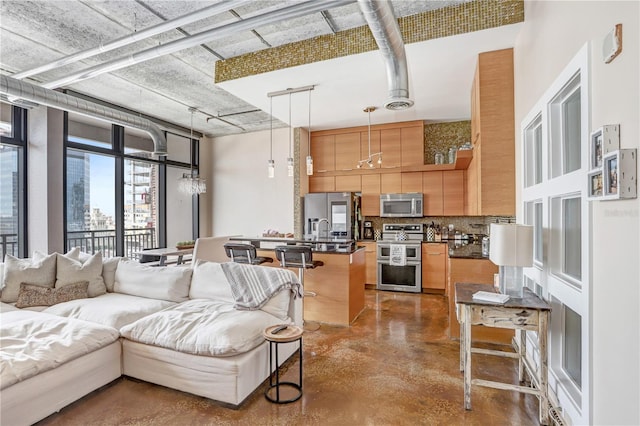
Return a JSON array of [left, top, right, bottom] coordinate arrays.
[[363, 216, 515, 240]]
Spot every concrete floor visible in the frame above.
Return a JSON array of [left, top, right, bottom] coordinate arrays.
[[37, 290, 539, 425]]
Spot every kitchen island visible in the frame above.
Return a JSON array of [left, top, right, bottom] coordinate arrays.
[[229, 237, 366, 326]]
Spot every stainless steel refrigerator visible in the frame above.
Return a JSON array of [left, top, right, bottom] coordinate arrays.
[[304, 192, 361, 240]]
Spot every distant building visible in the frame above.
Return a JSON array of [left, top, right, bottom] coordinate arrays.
[[66, 150, 90, 231]]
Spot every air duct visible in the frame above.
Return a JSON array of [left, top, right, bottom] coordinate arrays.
[[0, 75, 167, 155], [357, 0, 414, 110]]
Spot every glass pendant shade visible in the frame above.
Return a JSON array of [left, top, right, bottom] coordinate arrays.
[[306, 155, 313, 175], [287, 157, 294, 177], [179, 107, 206, 195], [267, 159, 275, 178]]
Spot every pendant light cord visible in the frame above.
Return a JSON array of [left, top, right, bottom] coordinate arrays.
[[308, 89, 311, 151], [288, 92, 292, 158], [189, 107, 195, 176], [269, 96, 273, 160]]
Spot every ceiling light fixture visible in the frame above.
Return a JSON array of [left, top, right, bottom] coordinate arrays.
[[268, 96, 275, 178], [306, 89, 313, 175], [178, 107, 206, 195], [287, 92, 294, 177], [357, 106, 382, 169]]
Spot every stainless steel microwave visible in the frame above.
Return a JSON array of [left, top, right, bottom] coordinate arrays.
[[380, 193, 423, 218]]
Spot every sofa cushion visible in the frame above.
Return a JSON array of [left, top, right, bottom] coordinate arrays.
[[189, 260, 234, 302], [120, 299, 287, 357], [15, 281, 89, 308], [1, 254, 56, 303], [260, 290, 292, 321], [43, 292, 176, 329], [56, 252, 106, 297], [114, 260, 192, 302], [65, 248, 125, 293]]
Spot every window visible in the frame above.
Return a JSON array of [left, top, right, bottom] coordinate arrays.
[[124, 158, 158, 258], [563, 305, 582, 388], [524, 115, 543, 187], [0, 103, 27, 258], [549, 74, 582, 178], [67, 115, 112, 149]]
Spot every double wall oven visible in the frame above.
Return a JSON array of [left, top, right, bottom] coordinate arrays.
[[376, 224, 423, 293]]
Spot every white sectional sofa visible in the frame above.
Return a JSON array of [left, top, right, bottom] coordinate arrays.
[[0, 251, 302, 426]]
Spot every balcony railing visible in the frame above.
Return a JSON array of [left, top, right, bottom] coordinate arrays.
[[66, 228, 157, 259], [0, 233, 18, 260]]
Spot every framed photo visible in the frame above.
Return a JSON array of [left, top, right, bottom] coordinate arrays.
[[604, 152, 618, 196], [591, 131, 603, 168], [588, 170, 603, 198]]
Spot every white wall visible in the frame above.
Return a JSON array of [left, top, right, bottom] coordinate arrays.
[[515, 1, 639, 424], [204, 127, 295, 237]]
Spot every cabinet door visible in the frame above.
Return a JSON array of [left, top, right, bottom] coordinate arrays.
[[335, 175, 361, 192], [465, 144, 480, 215], [422, 243, 446, 291], [334, 132, 361, 172], [380, 129, 401, 169], [401, 172, 423, 193], [443, 170, 465, 215], [422, 171, 444, 216], [360, 242, 377, 285], [400, 125, 425, 167], [380, 173, 402, 194], [309, 176, 335, 192], [311, 134, 335, 172], [361, 174, 381, 216]]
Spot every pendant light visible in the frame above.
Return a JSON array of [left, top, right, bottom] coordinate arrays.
[[306, 89, 313, 175], [286, 92, 294, 177], [267, 96, 275, 178], [178, 107, 206, 194], [357, 106, 382, 168]]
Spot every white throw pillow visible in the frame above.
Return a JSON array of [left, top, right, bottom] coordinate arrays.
[[56, 252, 107, 297], [1, 254, 57, 303], [260, 290, 292, 321], [114, 260, 192, 302], [189, 260, 234, 302], [64, 247, 123, 292]]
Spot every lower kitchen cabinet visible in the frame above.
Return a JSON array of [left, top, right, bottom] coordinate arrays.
[[421, 243, 446, 292], [447, 257, 513, 344], [360, 241, 377, 286]]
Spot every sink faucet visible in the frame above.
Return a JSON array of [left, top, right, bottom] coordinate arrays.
[[316, 218, 332, 239]]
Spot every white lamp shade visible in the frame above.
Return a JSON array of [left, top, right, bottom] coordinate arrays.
[[489, 223, 534, 267]]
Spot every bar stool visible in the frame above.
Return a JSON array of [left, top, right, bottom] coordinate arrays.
[[274, 246, 323, 330], [223, 243, 273, 265]]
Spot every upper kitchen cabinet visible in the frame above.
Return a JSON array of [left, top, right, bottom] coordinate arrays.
[[361, 174, 381, 216], [466, 48, 515, 216], [400, 124, 425, 167], [310, 134, 335, 173], [334, 132, 361, 172], [380, 129, 402, 169]]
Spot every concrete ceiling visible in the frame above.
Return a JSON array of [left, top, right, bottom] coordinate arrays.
[[0, 0, 522, 138]]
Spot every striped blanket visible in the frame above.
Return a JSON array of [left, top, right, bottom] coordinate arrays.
[[220, 262, 302, 310]]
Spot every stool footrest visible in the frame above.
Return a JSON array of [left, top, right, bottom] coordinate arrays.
[[265, 382, 302, 404]]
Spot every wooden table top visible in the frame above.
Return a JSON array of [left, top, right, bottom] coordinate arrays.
[[454, 282, 551, 311], [263, 325, 303, 342]]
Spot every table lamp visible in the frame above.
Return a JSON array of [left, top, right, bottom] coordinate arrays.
[[489, 223, 533, 298]]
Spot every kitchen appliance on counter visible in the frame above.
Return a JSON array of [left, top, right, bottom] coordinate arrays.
[[380, 193, 423, 218], [304, 192, 361, 240], [376, 223, 423, 293], [363, 221, 374, 240]]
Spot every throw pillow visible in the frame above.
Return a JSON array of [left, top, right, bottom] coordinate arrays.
[[15, 281, 89, 308], [63, 248, 124, 292], [1, 254, 56, 303], [114, 260, 192, 302], [189, 260, 234, 302], [55, 252, 107, 297]]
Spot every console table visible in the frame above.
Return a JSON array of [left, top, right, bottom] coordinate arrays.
[[455, 283, 552, 425]]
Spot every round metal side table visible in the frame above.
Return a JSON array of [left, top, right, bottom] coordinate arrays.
[[263, 324, 303, 404]]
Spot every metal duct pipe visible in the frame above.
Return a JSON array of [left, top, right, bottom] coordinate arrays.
[[42, 0, 354, 89], [1, 75, 167, 155], [357, 0, 414, 110], [11, 0, 250, 80]]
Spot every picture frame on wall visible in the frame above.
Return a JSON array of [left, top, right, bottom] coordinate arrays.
[[604, 152, 618, 196], [588, 170, 603, 198], [592, 132, 603, 168]]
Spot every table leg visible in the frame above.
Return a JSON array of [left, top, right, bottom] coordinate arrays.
[[459, 304, 464, 372], [177, 254, 184, 265], [159, 256, 166, 266], [463, 305, 472, 410], [517, 329, 526, 383], [539, 312, 549, 425]]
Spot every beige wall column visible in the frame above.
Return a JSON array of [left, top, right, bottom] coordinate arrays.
[[27, 106, 65, 254]]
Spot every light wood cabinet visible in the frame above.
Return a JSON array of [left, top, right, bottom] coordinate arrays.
[[360, 241, 377, 286], [335, 175, 361, 192], [380, 172, 402, 194], [401, 125, 425, 167], [401, 171, 423, 193], [423, 171, 444, 216], [447, 257, 513, 344], [309, 176, 335, 192], [380, 129, 401, 169], [334, 132, 361, 171], [422, 243, 446, 292], [443, 170, 465, 215], [467, 48, 515, 216], [311, 134, 335, 173], [361, 174, 381, 216]]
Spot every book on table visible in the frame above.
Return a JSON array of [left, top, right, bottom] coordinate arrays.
[[471, 291, 510, 304]]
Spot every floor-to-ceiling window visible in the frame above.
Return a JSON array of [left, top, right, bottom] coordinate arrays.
[[0, 102, 27, 259], [521, 45, 590, 424], [64, 113, 197, 258]]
